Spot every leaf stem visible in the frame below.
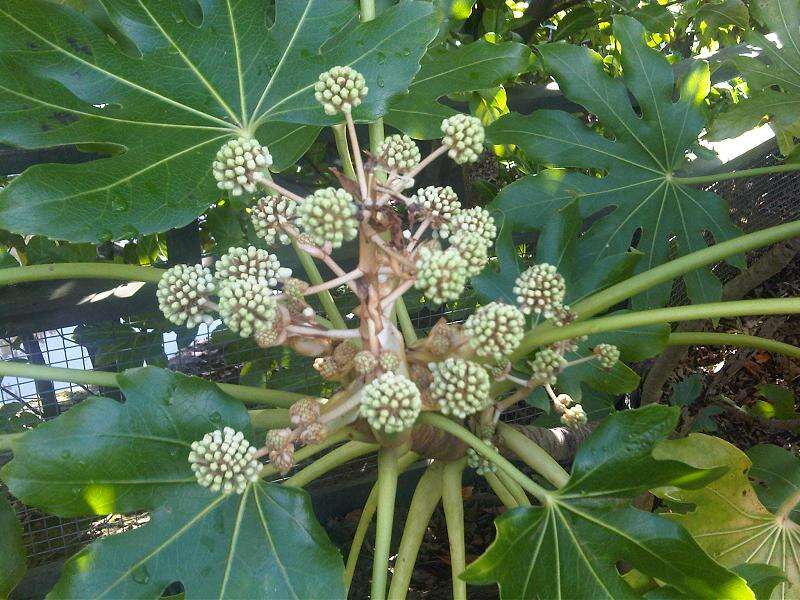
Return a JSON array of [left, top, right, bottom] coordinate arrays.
[[496, 422, 570, 488], [248, 408, 290, 430], [261, 429, 353, 480], [282, 440, 378, 487], [0, 263, 164, 286], [372, 446, 400, 600], [0, 361, 305, 407], [667, 332, 800, 359], [442, 459, 468, 600], [672, 163, 800, 186], [419, 413, 551, 503], [484, 471, 519, 508], [515, 298, 800, 359], [387, 462, 444, 600], [291, 239, 347, 329], [332, 123, 357, 180], [495, 468, 531, 507], [394, 296, 419, 345]]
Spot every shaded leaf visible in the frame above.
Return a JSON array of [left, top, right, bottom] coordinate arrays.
[[0, 494, 25, 597], [747, 444, 800, 525], [669, 374, 703, 407], [733, 564, 788, 600]]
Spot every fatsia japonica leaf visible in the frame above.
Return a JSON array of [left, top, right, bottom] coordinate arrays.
[[0, 0, 439, 242], [0, 494, 26, 597], [385, 39, 531, 138], [653, 436, 800, 600], [462, 406, 752, 599], [748, 445, 800, 524], [486, 16, 744, 309], [708, 0, 800, 154]]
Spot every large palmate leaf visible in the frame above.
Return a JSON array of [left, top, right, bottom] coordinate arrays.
[[748, 445, 800, 524], [654, 436, 800, 600], [0, 366, 344, 598], [0, 494, 26, 597], [0, 0, 439, 242], [462, 406, 752, 599], [385, 39, 531, 138], [486, 16, 743, 309], [708, 0, 800, 154]]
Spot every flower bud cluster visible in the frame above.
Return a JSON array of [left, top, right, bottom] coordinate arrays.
[[218, 279, 280, 338], [414, 246, 469, 305], [188, 427, 261, 494], [360, 372, 421, 434], [467, 440, 498, 475], [265, 428, 295, 474], [157, 264, 216, 328], [378, 134, 421, 171], [298, 187, 359, 248], [251, 195, 298, 246], [529, 348, 566, 386], [441, 114, 485, 164], [414, 186, 461, 234], [215, 246, 290, 288], [213, 137, 271, 196], [314, 66, 368, 115], [513, 263, 566, 318], [429, 358, 491, 418], [561, 404, 587, 428], [593, 343, 620, 370], [464, 302, 525, 361]]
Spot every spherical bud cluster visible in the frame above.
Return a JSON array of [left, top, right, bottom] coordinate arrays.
[[313, 356, 340, 380], [314, 66, 368, 115], [464, 302, 525, 361], [378, 134, 421, 171], [413, 186, 460, 235], [441, 114, 485, 164], [265, 428, 293, 452], [529, 348, 566, 386], [188, 427, 261, 494], [215, 246, 289, 288], [593, 344, 620, 370], [251, 195, 297, 246], [212, 137, 271, 196], [353, 350, 378, 375], [265, 428, 294, 474], [429, 358, 491, 419], [552, 393, 574, 414], [379, 351, 400, 372], [299, 422, 328, 445], [298, 187, 359, 248], [254, 324, 284, 349], [450, 207, 497, 247], [218, 279, 279, 338], [333, 341, 359, 368], [157, 264, 216, 327], [561, 404, 587, 428], [414, 247, 468, 305], [467, 441, 498, 475], [289, 398, 321, 428], [282, 277, 311, 316], [360, 372, 421, 434], [513, 263, 566, 318], [450, 230, 489, 276]]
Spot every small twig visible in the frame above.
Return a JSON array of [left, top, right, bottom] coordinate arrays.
[[344, 110, 369, 201], [380, 279, 415, 311], [257, 176, 306, 204], [304, 269, 363, 295], [408, 144, 448, 178], [407, 218, 431, 252], [285, 325, 360, 339]]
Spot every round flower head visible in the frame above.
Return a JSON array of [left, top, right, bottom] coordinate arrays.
[[289, 398, 321, 427], [265, 428, 293, 453], [212, 137, 272, 196], [188, 427, 261, 494], [299, 422, 328, 445], [513, 263, 566, 318], [552, 393, 574, 414], [464, 302, 525, 361], [215, 246, 289, 288], [561, 404, 587, 428], [314, 357, 341, 380], [218, 279, 280, 338], [414, 246, 468, 305], [450, 207, 497, 247], [467, 440, 498, 476], [333, 340, 359, 368], [378, 134, 421, 172], [379, 351, 400, 372], [360, 372, 422, 434], [441, 114, 485, 164], [450, 230, 489, 276], [413, 186, 460, 236], [429, 358, 491, 419], [314, 66, 368, 115], [529, 348, 566, 386], [157, 264, 216, 328], [354, 350, 378, 375], [593, 343, 620, 370], [251, 195, 298, 246], [298, 187, 359, 248]]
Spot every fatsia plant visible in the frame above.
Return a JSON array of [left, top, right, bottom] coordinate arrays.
[[2, 3, 800, 599]]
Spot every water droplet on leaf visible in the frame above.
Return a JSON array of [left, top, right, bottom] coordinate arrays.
[[376, 76, 385, 88], [131, 565, 150, 584]]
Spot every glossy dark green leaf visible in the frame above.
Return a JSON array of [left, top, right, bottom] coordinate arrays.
[[0, 494, 25, 597], [73, 321, 168, 369], [385, 39, 530, 138], [463, 406, 751, 599], [0, 0, 438, 242], [1, 366, 250, 516], [50, 482, 345, 599], [747, 444, 800, 525], [733, 564, 788, 600], [751, 385, 799, 421], [486, 16, 743, 309], [668, 374, 703, 407]]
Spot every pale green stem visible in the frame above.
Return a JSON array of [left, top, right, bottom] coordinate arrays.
[[387, 462, 444, 600], [0, 432, 23, 451], [372, 446, 400, 600], [419, 413, 551, 503], [484, 471, 518, 508], [569, 219, 800, 323], [672, 163, 800, 186], [262, 429, 353, 480], [497, 422, 570, 488], [249, 408, 290, 430], [333, 123, 357, 180], [667, 332, 800, 359], [515, 298, 800, 360], [283, 441, 378, 488], [495, 468, 532, 507], [291, 239, 347, 329], [344, 452, 420, 593], [0, 360, 304, 407], [0, 262, 164, 286], [394, 297, 418, 345], [442, 459, 468, 600], [369, 121, 385, 156], [360, 0, 377, 20]]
